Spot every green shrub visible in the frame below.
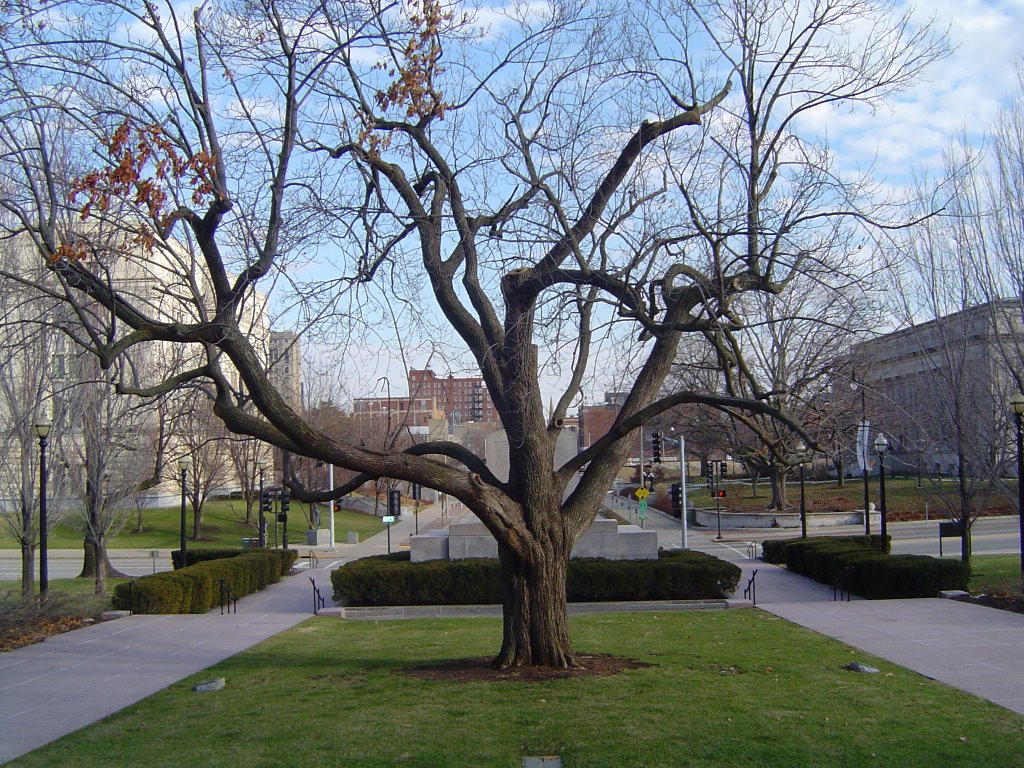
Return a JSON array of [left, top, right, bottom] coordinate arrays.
[[761, 535, 968, 599], [113, 550, 293, 614], [331, 552, 740, 607], [851, 554, 969, 598], [173, 547, 299, 577]]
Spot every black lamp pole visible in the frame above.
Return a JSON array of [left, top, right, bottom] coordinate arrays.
[[1012, 394, 1024, 585], [34, 420, 51, 601], [257, 461, 267, 548], [800, 460, 807, 539], [178, 458, 189, 566], [875, 435, 888, 550]]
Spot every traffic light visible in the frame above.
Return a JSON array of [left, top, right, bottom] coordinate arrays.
[[705, 460, 713, 488], [669, 482, 682, 514], [719, 461, 728, 476], [278, 490, 289, 522], [260, 490, 272, 514], [388, 489, 401, 517], [411, 483, 421, 501], [651, 431, 662, 463], [717, 489, 727, 498]]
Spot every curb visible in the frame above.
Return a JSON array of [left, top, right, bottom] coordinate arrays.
[[327, 598, 742, 621]]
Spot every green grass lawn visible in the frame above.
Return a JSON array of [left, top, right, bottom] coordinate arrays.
[[677, 476, 1015, 519], [10, 610, 1024, 768], [970, 555, 1023, 593], [0, 499, 387, 550]]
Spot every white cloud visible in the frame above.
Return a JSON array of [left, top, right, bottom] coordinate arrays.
[[802, 0, 1024, 186]]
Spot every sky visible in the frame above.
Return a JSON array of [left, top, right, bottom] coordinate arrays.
[[316, 0, 1024, 408], [823, 0, 1024, 182]]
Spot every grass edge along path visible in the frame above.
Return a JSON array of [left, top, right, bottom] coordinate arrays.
[[9, 610, 1024, 768]]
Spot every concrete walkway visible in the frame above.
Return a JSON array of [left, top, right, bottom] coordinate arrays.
[[3, 503, 1024, 764]]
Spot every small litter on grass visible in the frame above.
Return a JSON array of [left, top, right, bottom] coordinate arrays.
[[192, 677, 226, 693], [844, 662, 879, 674]]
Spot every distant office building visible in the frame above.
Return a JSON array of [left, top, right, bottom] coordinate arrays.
[[268, 330, 302, 411], [851, 300, 1022, 475], [408, 368, 498, 424]]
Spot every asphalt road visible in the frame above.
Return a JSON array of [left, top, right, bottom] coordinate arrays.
[[0, 507, 1020, 582], [609, 492, 1023, 563]]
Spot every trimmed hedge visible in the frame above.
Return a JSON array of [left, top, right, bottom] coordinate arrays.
[[761, 535, 889, 564], [114, 549, 299, 614], [762, 536, 968, 598], [331, 550, 741, 607], [172, 546, 299, 573]]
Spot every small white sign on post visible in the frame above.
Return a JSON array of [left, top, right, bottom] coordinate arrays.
[[382, 515, 396, 524]]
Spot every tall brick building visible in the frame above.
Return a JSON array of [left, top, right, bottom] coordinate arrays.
[[408, 368, 498, 424]]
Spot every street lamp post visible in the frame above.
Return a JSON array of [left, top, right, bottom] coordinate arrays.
[[177, 457, 190, 566], [796, 441, 808, 539], [1011, 393, 1024, 584], [874, 434, 888, 549], [257, 459, 269, 548], [33, 419, 51, 600]]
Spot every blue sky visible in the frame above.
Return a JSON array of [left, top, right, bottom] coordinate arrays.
[[817, 0, 1024, 184], [316, 0, 1024, 407]]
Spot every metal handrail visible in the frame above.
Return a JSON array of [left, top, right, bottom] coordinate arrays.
[[308, 551, 320, 569], [743, 569, 758, 605], [310, 577, 327, 615], [219, 579, 239, 614], [832, 566, 853, 602], [746, 541, 757, 559]]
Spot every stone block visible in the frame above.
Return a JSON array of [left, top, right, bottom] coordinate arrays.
[[616, 526, 658, 559], [305, 529, 331, 547], [411, 531, 450, 562], [450, 533, 499, 560]]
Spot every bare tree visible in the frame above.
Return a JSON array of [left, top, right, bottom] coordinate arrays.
[[226, 435, 266, 527], [0, 0, 946, 667], [651, 0, 941, 510], [175, 391, 233, 540], [0, 257, 71, 597], [64, 357, 159, 594]]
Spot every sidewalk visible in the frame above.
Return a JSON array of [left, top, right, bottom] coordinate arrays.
[[3, 503, 1023, 763]]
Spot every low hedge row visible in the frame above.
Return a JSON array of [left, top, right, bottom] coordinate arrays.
[[764, 536, 968, 598], [331, 550, 741, 607], [114, 549, 298, 614], [761, 534, 889, 564], [171, 546, 299, 573]]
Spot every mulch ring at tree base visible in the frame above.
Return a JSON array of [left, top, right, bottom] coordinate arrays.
[[400, 654, 652, 682], [954, 592, 1024, 615], [0, 616, 93, 652]]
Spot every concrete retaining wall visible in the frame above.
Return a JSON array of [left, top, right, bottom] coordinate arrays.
[[411, 517, 658, 562]]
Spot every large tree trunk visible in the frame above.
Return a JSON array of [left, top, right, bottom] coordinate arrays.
[[833, 456, 845, 488], [79, 537, 127, 594], [493, 541, 574, 669], [20, 540, 34, 599], [768, 466, 788, 511]]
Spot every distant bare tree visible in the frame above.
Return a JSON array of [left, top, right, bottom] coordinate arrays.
[[175, 391, 233, 540]]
